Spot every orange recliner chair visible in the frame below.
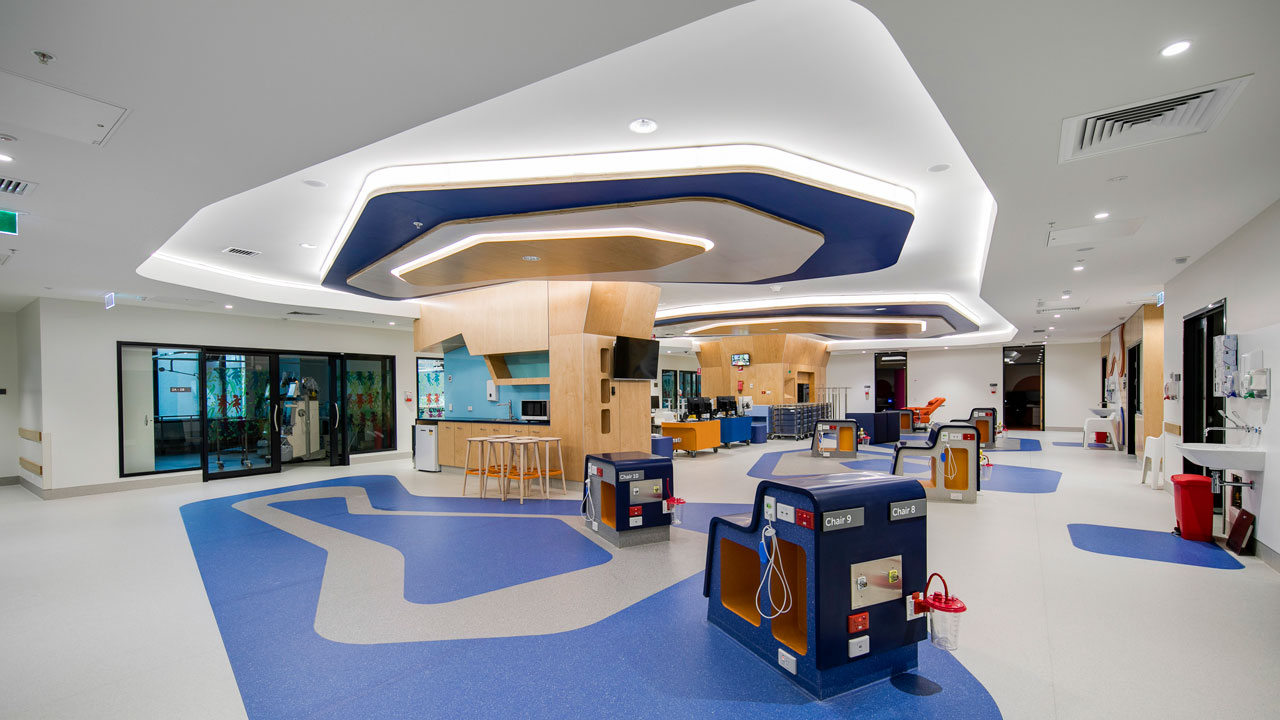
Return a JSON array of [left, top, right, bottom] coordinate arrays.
[[904, 397, 945, 426]]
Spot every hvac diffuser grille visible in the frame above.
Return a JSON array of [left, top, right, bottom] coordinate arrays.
[[1059, 76, 1251, 162], [221, 246, 261, 258], [1036, 306, 1080, 314], [0, 176, 36, 196], [286, 310, 323, 316]]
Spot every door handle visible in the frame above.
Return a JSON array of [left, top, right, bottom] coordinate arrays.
[[144, 414, 150, 426], [273, 405, 280, 432]]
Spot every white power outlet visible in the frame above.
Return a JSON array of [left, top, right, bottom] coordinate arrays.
[[763, 496, 776, 522], [777, 502, 795, 523], [777, 649, 797, 674]]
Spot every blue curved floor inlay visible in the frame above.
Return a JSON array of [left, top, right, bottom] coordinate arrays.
[[1067, 524, 1243, 569], [981, 464, 1061, 494], [274, 498, 612, 604], [986, 438, 1042, 452], [1053, 441, 1113, 449], [181, 475, 1001, 719]]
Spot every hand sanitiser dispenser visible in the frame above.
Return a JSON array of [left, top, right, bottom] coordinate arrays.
[[704, 472, 931, 699]]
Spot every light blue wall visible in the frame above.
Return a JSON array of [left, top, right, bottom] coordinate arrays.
[[443, 346, 549, 420]]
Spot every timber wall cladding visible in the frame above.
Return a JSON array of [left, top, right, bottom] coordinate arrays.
[[696, 334, 829, 402], [418, 281, 659, 482]]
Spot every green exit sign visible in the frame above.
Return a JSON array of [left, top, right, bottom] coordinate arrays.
[[0, 210, 16, 235]]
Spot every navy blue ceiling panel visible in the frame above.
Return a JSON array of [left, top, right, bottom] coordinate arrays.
[[653, 303, 978, 336], [325, 172, 913, 299]]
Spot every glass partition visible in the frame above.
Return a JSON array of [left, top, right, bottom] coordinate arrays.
[[345, 355, 396, 454], [204, 351, 278, 478], [119, 345, 202, 476], [416, 358, 445, 419]]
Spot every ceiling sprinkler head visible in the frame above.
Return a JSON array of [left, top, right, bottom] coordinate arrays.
[[412, 221, 424, 230], [33, 50, 56, 65]]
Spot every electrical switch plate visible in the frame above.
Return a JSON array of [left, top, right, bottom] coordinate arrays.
[[591, 521, 599, 531], [629, 516, 643, 527], [848, 636, 870, 659], [796, 509, 814, 529], [950, 492, 963, 501], [777, 503, 795, 523], [763, 496, 776, 522], [848, 612, 869, 633], [777, 649, 797, 674]]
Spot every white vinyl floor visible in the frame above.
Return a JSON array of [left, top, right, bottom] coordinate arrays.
[[1, 430, 1277, 719]]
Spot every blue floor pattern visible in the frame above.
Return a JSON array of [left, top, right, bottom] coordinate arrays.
[[1067, 523, 1244, 569], [985, 437, 1042, 452], [1052, 441, 1114, 449], [981, 464, 1061, 494], [181, 475, 1001, 719], [750, 449, 1059, 493]]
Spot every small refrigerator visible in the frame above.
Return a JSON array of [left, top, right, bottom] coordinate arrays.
[[414, 423, 440, 472]]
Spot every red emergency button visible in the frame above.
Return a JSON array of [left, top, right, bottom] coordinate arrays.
[[629, 506, 643, 517], [848, 612, 869, 633], [796, 509, 814, 529]]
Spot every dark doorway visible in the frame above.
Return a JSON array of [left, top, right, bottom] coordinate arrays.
[[1182, 301, 1227, 495], [1002, 345, 1044, 430], [1126, 342, 1141, 455], [875, 352, 907, 412]]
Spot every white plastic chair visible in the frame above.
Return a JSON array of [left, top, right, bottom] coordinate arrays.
[[1082, 411, 1120, 450], [1140, 432, 1165, 489]]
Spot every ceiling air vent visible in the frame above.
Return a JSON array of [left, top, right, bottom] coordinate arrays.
[[1059, 75, 1251, 162], [286, 310, 324, 316], [0, 176, 36, 196], [221, 246, 261, 258]]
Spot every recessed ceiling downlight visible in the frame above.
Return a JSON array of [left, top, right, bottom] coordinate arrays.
[[927, 163, 951, 173], [628, 118, 658, 134], [522, 255, 541, 262], [0, 154, 11, 163], [299, 243, 317, 249], [1161, 40, 1191, 57], [1094, 212, 1110, 219], [302, 179, 327, 188]]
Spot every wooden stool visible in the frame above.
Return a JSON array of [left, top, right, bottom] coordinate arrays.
[[505, 438, 545, 504], [536, 437, 567, 495], [481, 437, 514, 500], [461, 437, 488, 496]]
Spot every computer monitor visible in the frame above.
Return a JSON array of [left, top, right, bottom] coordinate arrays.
[[687, 397, 712, 419], [715, 396, 737, 415]]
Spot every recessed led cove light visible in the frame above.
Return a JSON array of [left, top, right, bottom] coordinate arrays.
[[522, 255, 541, 262]]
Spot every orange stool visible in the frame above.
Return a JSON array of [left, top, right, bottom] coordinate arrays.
[[505, 438, 545, 504]]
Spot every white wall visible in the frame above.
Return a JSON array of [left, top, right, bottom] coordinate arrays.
[[1163, 198, 1280, 553], [34, 298, 417, 490], [827, 351, 876, 413], [1045, 342, 1100, 430], [907, 347, 1003, 423], [16, 301, 42, 488], [0, 312, 17, 479]]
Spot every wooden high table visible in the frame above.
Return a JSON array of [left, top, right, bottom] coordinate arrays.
[[661, 420, 721, 457]]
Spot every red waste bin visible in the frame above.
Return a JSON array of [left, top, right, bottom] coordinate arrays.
[[1170, 474, 1214, 542], [1094, 432, 1110, 444]]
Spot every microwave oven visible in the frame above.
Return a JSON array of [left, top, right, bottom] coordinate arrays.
[[521, 399, 549, 421]]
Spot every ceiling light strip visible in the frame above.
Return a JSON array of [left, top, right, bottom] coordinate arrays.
[[389, 227, 713, 279], [685, 315, 927, 335], [656, 293, 980, 326], [321, 144, 916, 277]]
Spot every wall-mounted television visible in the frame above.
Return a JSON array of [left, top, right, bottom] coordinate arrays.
[[730, 353, 751, 367], [613, 336, 660, 380]]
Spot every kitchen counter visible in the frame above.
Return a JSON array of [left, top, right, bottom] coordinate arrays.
[[430, 419, 556, 467], [418, 417, 550, 426]]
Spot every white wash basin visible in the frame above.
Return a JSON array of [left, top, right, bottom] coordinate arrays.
[[1175, 443, 1266, 472]]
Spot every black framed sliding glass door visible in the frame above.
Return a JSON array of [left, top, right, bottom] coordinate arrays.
[[202, 351, 280, 480]]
